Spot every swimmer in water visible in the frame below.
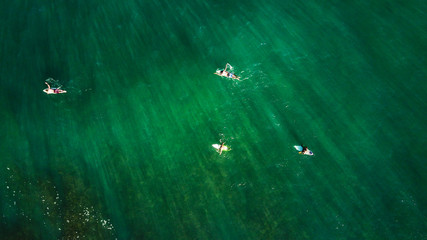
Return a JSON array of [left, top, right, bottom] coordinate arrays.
[[43, 82, 67, 94]]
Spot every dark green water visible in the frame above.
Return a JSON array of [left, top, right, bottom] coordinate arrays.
[[1, 0, 426, 239]]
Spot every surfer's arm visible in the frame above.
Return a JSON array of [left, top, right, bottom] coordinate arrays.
[[45, 82, 50, 89]]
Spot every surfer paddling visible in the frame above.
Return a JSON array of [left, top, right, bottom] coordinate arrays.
[[214, 63, 240, 80], [297, 145, 314, 155], [212, 140, 230, 155], [218, 141, 225, 155], [293, 145, 313, 155], [43, 82, 66, 94], [299, 146, 309, 155]]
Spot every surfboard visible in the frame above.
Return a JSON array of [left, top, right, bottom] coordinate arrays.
[[294, 145, 303, 151], [294, 145, 314, 156], [212, 144, 230, 151]]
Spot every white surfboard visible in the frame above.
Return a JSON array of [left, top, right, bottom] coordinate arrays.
[[294, 145, 314, 156], [212, 144, 230, 151]]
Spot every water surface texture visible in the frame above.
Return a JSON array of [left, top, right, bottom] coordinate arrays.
[[1, 0, 426, 239]]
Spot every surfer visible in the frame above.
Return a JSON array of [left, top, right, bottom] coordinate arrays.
[[43, 82, 66, 94], [300, 146, 309, 155], [212, 140, 230, 155], [214, 63, 240, 80], [218, 141, 225, 155], [294, 144, 313, 155]]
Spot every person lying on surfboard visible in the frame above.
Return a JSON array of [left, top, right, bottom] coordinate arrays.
[[300, 146, 310, 155], [212, 140, 230, 155], [218, 141, 225, 155], [214, 63, 240, 80], [294, 145, 314, 155], [43, 82, 67, 94]]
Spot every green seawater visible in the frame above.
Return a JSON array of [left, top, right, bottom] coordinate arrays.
[[1, 0, 426, 239]]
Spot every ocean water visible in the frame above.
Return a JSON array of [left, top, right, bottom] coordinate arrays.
[[1, 0, 426, 239]]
